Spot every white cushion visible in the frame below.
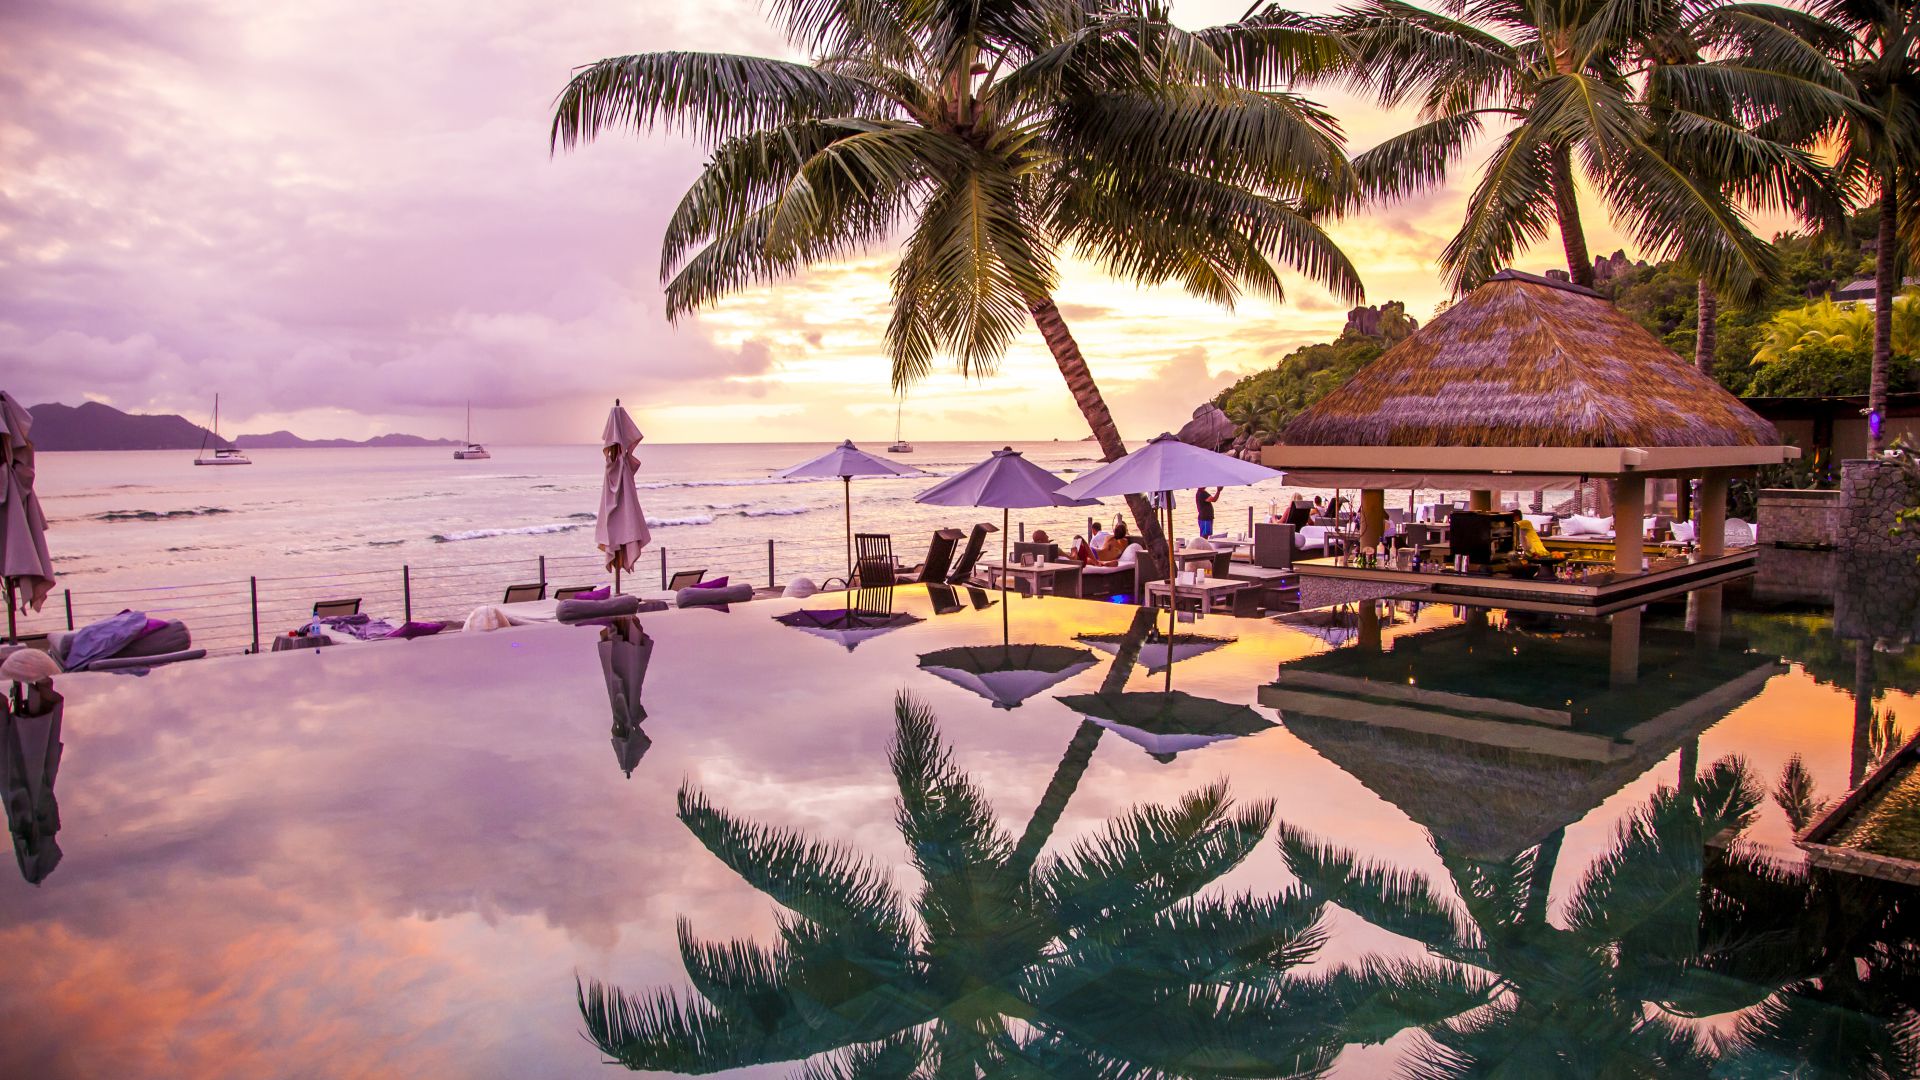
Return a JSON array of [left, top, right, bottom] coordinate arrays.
[[1115, 544, 1142, 568], [1186, 538, 1214, 551], [1670, 520, 1696, 542], [1522, 514, 1554, 532], [782, 577, 819, 598], [1563, 514, 1614, 537]]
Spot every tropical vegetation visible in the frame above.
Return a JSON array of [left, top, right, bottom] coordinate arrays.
[[1211, 303, 1415, 442]]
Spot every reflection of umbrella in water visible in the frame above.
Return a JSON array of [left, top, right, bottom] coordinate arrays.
[[918, 644, 1098, 709], [1273, 606, 1395, 648], [1, 684, 62, 882], [1056, 689, 1274, 764], [599, 618, 653, 778], [1076, 630, 1234, 673], [774, 591, 923, 652]]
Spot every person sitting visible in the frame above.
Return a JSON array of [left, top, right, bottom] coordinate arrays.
[[1069, 534, 1095, 563], [1032, 529, 1050, 546], [1094, 521, 1132, 565]]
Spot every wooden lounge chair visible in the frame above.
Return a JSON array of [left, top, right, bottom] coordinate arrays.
[[502, 583, 546, 604], [903, 529, 963, 583], [553, 585, 598, 601], [666, 569, 707, 591], [312, 598, 362, 618], [925, 584, 964, 614], [854, 533, 899, 587], [946, 524, 995, 585]]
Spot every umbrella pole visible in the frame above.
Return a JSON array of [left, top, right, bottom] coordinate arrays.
[[1002, 506, 1010, 641], [843, 476, 853, 585], [1164, 498, 1175, 693], [613, 564, 621, 596], [4, 578, 14, 647]]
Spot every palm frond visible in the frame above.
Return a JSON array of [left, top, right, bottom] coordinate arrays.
[[1352, 110, 1497, 201], [1439, 123, 1557, 291], [551, 51, 866, 151], [1276, 823, 1475, 957]]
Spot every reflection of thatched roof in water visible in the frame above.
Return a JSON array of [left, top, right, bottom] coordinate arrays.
[[1280, 272, 1779, 449], [1283, 716, 1656, 862]]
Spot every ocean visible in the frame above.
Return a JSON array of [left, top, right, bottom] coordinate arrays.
[[18, 441, 1446, 650]]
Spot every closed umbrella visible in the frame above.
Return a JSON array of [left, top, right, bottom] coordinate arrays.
[[1058, 433, 1279, 685], [599, 618, 653, 778], [1, 392, 54, 645], [915, 447, 1097, 616], [778, 440, 926, 583], [0, 684, 63, 884], [596, 400, 651, 595]]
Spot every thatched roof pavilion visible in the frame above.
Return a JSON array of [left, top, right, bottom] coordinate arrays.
[[1263, 269, 1799, 575]]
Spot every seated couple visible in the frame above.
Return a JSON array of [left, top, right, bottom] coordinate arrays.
[[1067, 521, 1137, 566]]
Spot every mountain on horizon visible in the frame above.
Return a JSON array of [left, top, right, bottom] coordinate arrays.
[[27, 401, 459, 451]]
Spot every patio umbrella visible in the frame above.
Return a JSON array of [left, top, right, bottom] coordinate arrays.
[[916, 447, 1097, 617], [596, 400, 651, 595], [599, 618, 653, 777], [1076, 630, 1234, 673], [778, 440, 926, 583], [918, 643, 1097, 709], [1058, 433, 1279, 684], [1, 392, 54, 645], [0, 684, 62, 883], [773, 604, 923, 652], [1055, 689, 1275, 764]]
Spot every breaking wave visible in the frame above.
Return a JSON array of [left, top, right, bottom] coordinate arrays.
[[95, 507, 233, 523], [741, 506, 812, 517], [432, 521, 591, 543]]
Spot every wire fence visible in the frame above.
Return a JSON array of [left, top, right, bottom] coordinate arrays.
[[6, 536, 817, 658]]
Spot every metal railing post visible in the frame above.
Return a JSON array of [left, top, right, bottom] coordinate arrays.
[[63, 589, 73, 631], [767, 539, 775, 588], [249, 576, 260, 654], [660, 546, 668, 589], [1018, 521, 1026, 543], [403, 565, 413, 623], [1248, 506, 1254, 534], [538, 555, 547, 591]]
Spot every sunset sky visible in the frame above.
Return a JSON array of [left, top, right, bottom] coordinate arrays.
[[2, 0, 1661, 444]]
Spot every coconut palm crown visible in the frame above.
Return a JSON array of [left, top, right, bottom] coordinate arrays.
[[1312, 0, 1843, 296], [551, 0, 1362, 559]]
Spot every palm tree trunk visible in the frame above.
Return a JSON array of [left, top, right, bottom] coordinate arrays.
[[1009, 605, 1157, 874], [1869, 177, 1897, 455], [1695, 278, 1717, 376], [1030, 297, 1168, 576], [1549, 145, 1594, 288]]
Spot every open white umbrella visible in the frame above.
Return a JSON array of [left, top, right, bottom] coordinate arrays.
[[778, 440, 926, 583], [774, 607, 923, 651], [918, 643, 1097, 709], [916, 447, 1096, 613], [596, 400, 651, 595], [1056, 689, 1274, 764], [1058, 433, 1279, 679], [0, 392, 54, 645], [1077, 630, 1234, 673]]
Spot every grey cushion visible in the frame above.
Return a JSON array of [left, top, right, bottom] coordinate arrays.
[[112, 620, 191, 659], [555, 595, 642, 622], [675, 582, 754, 607], [88, 649, 207, 672]]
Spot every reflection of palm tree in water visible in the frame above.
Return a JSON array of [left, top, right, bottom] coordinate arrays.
[[1287, 759, 1809, 1075], [578, 684, 1476, 1074]]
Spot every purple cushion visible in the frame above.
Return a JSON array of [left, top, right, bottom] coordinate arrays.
[[138, 617, 171, 637], [384, 620, 446, 640], [575, 586, 610, 601], [691, 576, 730, 589]]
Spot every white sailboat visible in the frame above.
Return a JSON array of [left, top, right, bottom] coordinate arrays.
[[887, 399, 913, 454], [193, 394, 251, 465], [453, 401, 490, 460]]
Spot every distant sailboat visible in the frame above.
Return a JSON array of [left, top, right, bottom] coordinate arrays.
[[453, 401, 490, 460], [887, 399, 913, 454], [193, 394, 251, 466]]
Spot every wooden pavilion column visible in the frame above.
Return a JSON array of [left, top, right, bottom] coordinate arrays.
[[1469, 490, 1493, 512], [1613, 476, 1645, 576], [1689, 584, 1724, 651], [1698, 470, 1728, 558], [1359, 489, 1386, 550], [1610, 607, 1642, 687]]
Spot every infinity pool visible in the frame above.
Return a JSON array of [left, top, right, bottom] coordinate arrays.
[[1, 580, 1913, 1077]]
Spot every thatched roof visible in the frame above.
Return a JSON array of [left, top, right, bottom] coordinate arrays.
[[1280, 271, 1779, 448]]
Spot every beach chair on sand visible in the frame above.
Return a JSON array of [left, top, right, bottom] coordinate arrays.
[[312, 598, 362, 618], [854, 533, 899, 587], [902, 529, 963, 584], [502, 583, 546, 604], [947, 524, 995, 585]]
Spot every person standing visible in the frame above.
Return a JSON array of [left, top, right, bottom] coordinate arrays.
[[1194, 486, 1221, 538]]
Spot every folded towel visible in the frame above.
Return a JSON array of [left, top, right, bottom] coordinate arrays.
[[384, 620, 446, 640], [557, 595, 642, 622], [65, 609, 152, 671]]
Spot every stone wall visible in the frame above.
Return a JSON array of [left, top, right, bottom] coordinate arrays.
[[1840, 459, 1920, 556], [1758, 488, 1841, 548]]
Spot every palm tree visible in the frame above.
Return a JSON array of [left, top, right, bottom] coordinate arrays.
[[1314, 0, 1787, 294], [1281, 758, 1787, 1075], [1816, 0, 1920, 453], [551, 2, 1362, 569], [577, 692, 1477, 1074]]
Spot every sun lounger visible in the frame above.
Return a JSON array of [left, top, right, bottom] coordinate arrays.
[[312, 598, 362, 618], [1079, 543, 1144, 600], [502, 583, 547, 604], [947, 524, 995, 585], [47, 620, 205, 672]]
